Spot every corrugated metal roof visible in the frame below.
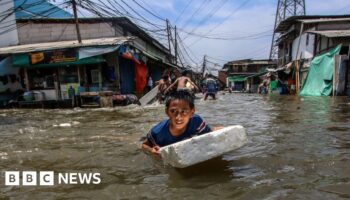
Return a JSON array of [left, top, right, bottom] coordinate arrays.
[[299, 18, 350, 23], [306, 30, 350, 38], [0, 37, 135, 55], [14, 0, 72, 19]]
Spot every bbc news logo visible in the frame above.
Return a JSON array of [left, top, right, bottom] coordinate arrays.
[[5, 171, 101, 186]]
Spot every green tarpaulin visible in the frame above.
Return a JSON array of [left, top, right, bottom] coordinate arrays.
[[299, 45, 341, 96]]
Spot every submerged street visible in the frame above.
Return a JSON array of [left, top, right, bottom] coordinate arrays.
[[1, 93, 350, 199]]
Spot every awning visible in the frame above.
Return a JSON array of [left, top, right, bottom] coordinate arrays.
[[228, 76, 247, 82], [299, 18, 350, 24], [12, 54, 105, 68], [78, 46, 120, 59], [306, 30, 350, 38], [0, 37, 134, 55]]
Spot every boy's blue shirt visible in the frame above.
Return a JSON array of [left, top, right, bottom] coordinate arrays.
[[146, 114, 212, 147]]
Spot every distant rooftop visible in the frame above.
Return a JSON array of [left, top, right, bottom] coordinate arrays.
[[225, 59, 275, 65], [223, 59, 276, 69], [275, 15, 350, 32], [14, 0, 72, 19]]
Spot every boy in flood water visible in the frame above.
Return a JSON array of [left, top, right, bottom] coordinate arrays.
[[142, 90, 213, 155]]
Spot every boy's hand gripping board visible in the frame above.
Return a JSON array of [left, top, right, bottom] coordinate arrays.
[[160, 125, 247, 168]]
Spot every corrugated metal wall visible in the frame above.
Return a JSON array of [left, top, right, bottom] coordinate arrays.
[[119, 57, 135, 94]]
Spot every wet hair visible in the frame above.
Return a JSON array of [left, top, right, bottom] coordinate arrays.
[[181, 70, 189, 76], [162, 75, 169, 80], [165, 90, 194, 109]]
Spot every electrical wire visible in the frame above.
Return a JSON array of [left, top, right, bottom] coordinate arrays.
[[182, 0, 230, 40], [174, 0, 193, 24], [131, 0, 165, 21], [180, 0, 210, 30], [0, 2, 70, 36], [188, 0, 253, 46]]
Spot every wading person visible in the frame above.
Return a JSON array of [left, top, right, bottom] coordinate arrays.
[[156, 75, 170, 104], [204, 77, 218, 100], [142, 90, 213, 155], [165, 71, 199, 94]]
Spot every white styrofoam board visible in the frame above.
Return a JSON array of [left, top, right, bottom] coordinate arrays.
[[160, 125, 247, 168]]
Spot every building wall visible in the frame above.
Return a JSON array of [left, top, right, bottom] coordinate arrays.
[[229, 64, 270, 73], [146, 42, 167, 62], [0, 0, 19, 47], [218, 70, 227, 86], [16, 21, 169, 62], [292, 32, 315, 60], [318, 22, 350, 31], [17, 22, 123, 44]]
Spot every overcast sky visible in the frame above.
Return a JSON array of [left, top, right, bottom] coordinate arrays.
[[69, 0, 350, 72]]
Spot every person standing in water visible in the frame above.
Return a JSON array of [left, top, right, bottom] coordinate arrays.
[[156, 75, 170, 103], [165, 70, 199, 93], [204, 77, 218, 100]]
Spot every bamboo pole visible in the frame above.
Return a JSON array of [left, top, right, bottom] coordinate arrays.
[[296, 61, 300, 94]]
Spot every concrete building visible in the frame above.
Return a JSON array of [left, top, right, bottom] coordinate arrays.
[[221, 59, 275, 93], [0, 0, 178, 107], [275, 15, 350, 95]]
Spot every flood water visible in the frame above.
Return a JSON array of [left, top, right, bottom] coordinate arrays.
[[1, 93, 350, 199]]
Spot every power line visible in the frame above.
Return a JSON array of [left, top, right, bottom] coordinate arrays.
[[176, 33, 199, 65], [174, 0, 193, 24], [137, 0, 163, 18], [188, 0, 253, 46], [0, 2, 70, 36], [79, 0, 166, 35], [0, 1, 70, 36], [131, 0, 165, 21], [120, 0, 164, 30], [183, 0, 230, 40], [180, 0, 210, 30], [81, 0, 165, 31], [176, 28, 273, 41]]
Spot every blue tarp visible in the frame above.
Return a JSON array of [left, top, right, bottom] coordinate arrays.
[[14, 0, 72, 19]]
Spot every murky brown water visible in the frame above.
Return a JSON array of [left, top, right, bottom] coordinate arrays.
[[0, 93, 350, 199]]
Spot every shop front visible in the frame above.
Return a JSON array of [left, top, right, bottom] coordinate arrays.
[[12, 49, 106, 101]]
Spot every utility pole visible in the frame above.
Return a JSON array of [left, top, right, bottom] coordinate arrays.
[[202, 55, 207, 76], [269, 0, 306, 60], [174, 26, 178, 65], [166, 19, 172, 62], [72, 0, 82, 43]]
